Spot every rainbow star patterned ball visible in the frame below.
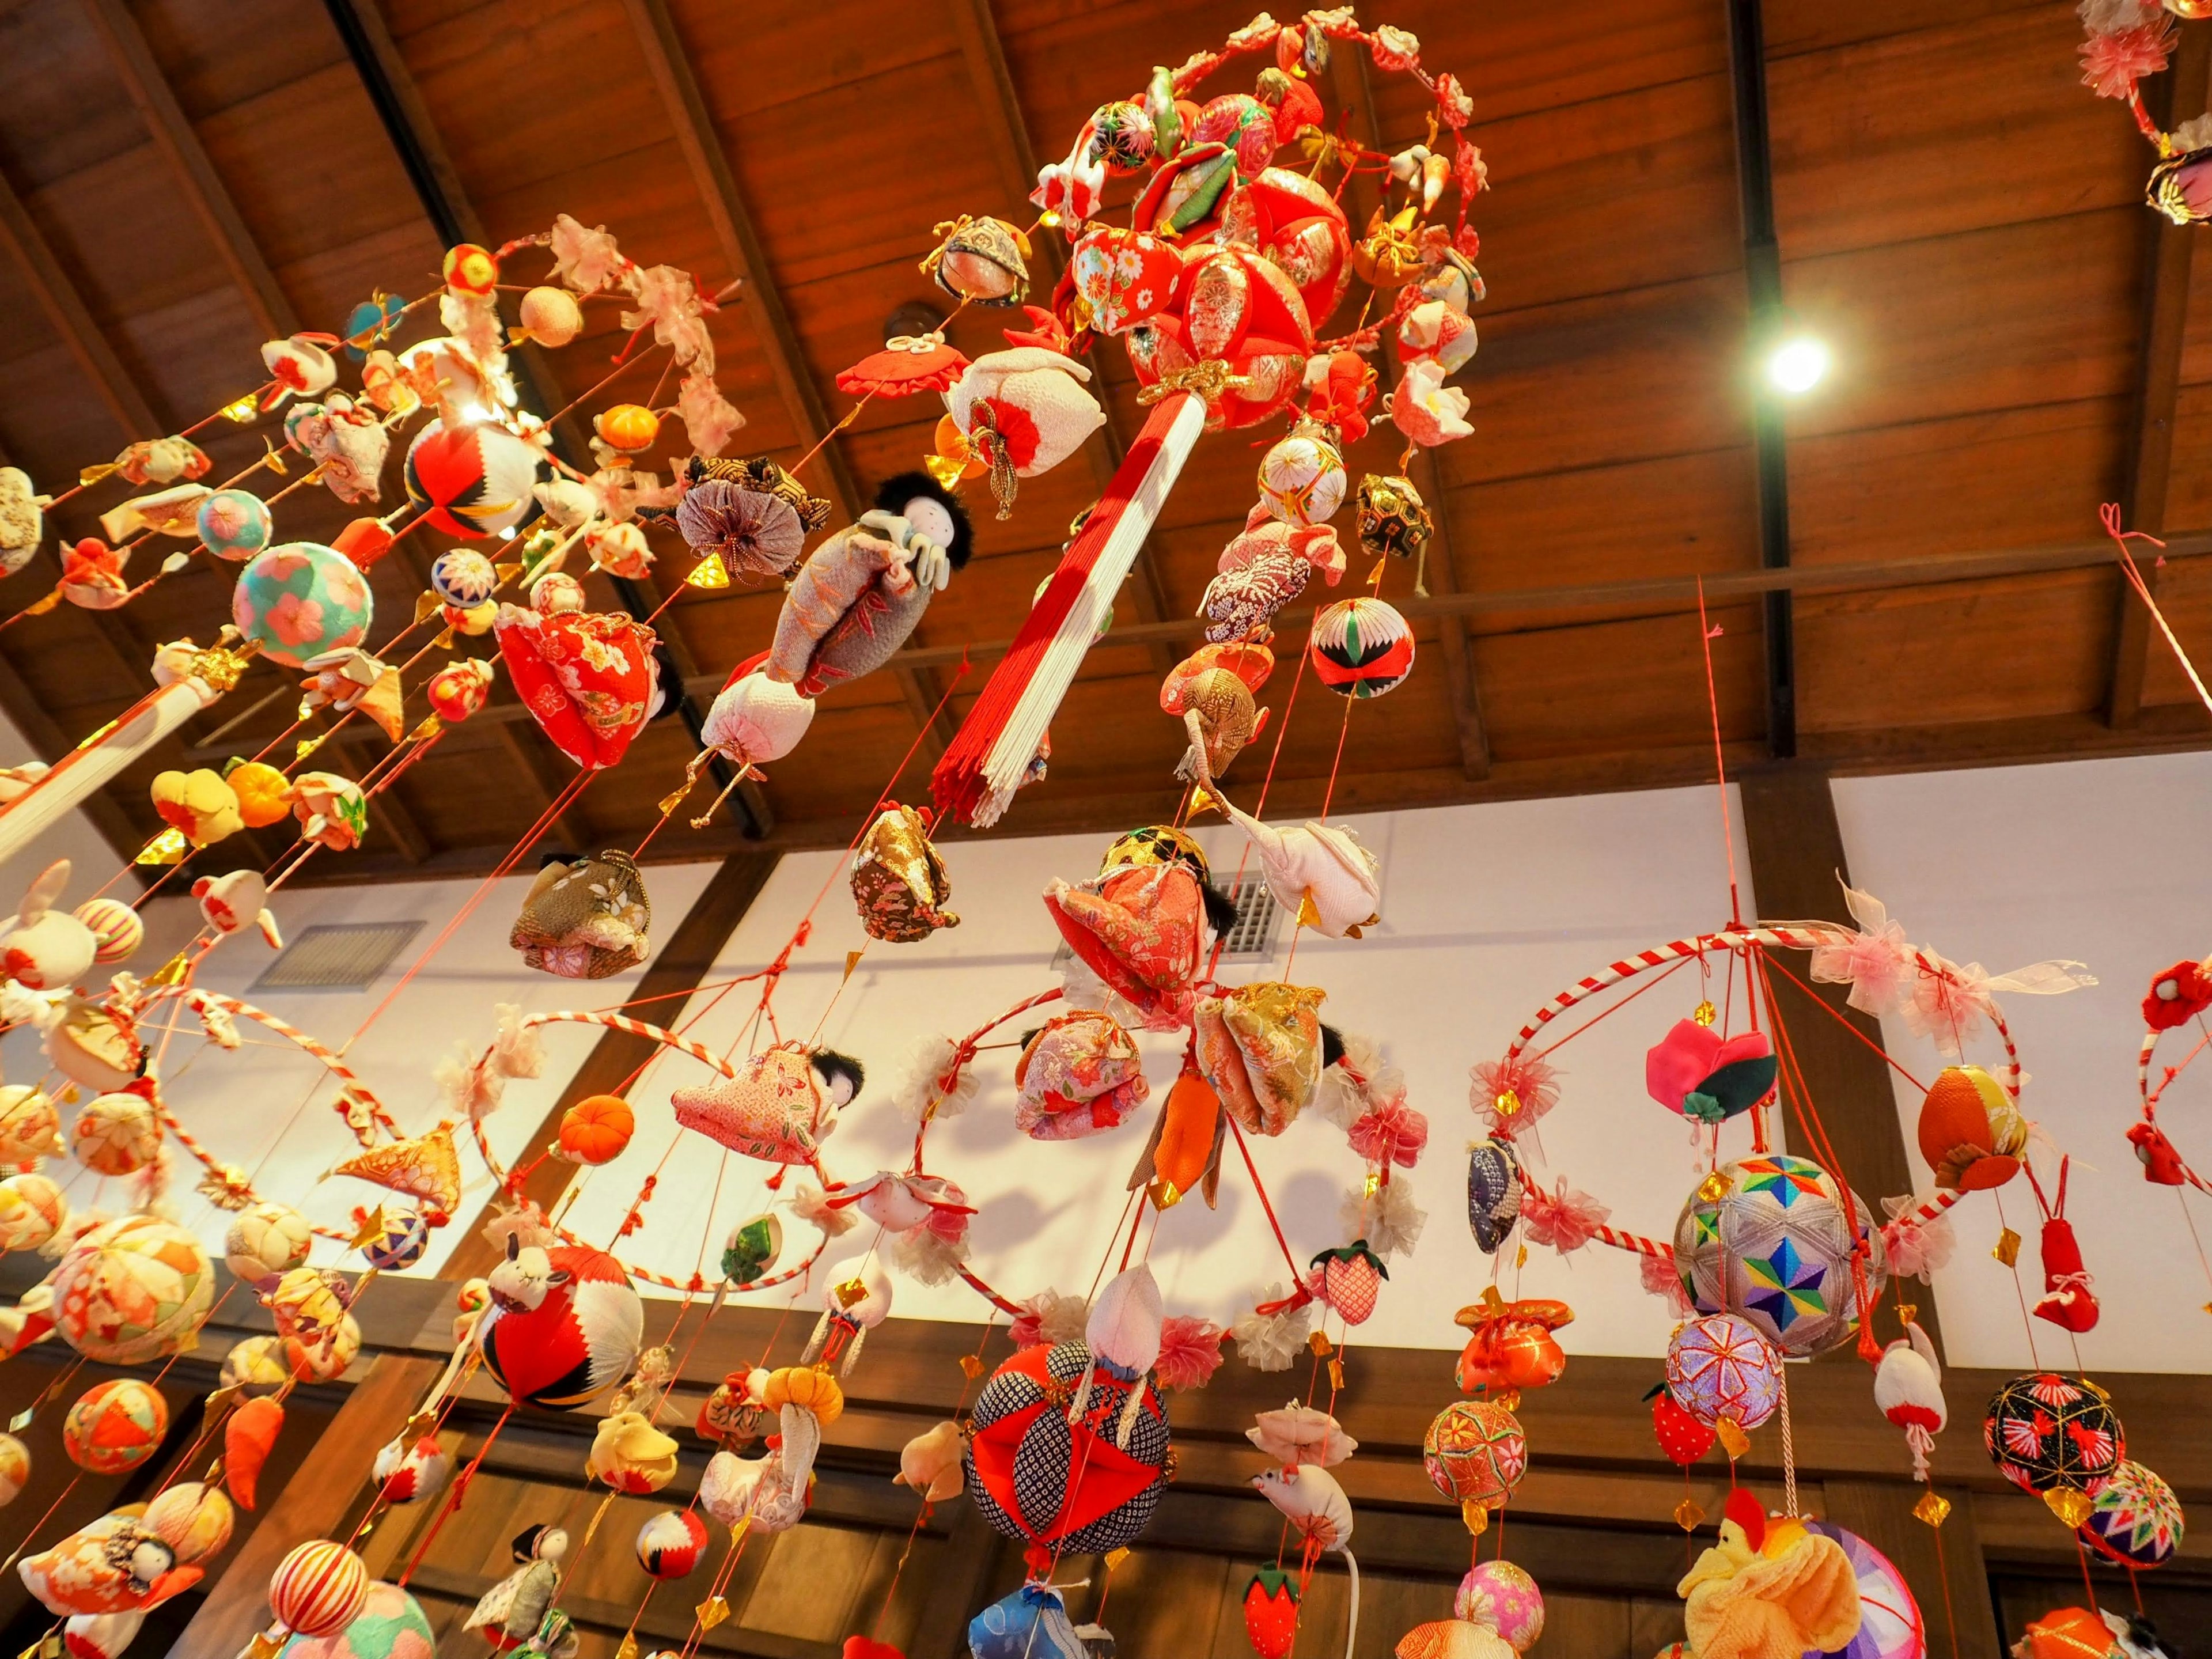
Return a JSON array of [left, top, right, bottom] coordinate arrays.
[[1309, 597, 1414, 699], [1665, 1313, 1781, 1430], [1422, 1399, 1527, 1522], [52, 1214, 215, 1366], [2080, 1460, 2182, 1570], [62, 1378, 168, 1475], [1673, 1153, 1887, 1357], [232, 543, 375, 669], [1982, 1373, 2124, 1502], [1803, 1521, 1924, 1659], [429, 549, 499, 609], [1454, 1559, 1544, 1652]]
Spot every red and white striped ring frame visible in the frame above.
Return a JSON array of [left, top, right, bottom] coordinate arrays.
[[2134, 1021, 2212, 1195], [461, 1008, 834, 1294], [142, 988, 403, 1242], [1500, 923, 2001, 1260]]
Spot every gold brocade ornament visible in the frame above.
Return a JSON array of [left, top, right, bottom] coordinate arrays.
[[136, 829, 188, 865]]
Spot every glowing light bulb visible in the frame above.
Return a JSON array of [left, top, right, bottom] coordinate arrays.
[[1766, 336, 1830, 396]]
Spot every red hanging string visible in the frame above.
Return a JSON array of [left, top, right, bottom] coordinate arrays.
[[2101, 502, 2212, 716], [1694, 577, 1744, 928]]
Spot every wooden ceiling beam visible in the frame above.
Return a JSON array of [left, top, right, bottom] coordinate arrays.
[[0, 165, 159, 439], [1332, 48, 1490, 779], [942, 0, 1177, 671], [2108, 24, 2211, 729], [1725, 0, 1797, 760], [79, 0, 299, 340]]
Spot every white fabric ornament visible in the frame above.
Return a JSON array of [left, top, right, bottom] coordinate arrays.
[[1344, 1176, 1425, 1259], [1233, 1286, 1313, 1372]]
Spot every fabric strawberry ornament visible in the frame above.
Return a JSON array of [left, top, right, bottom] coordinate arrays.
[[1242, 1567, 1300, 1659], [1650, 1387, 1715, 1467], [1306, 1241, 1387, 1326]]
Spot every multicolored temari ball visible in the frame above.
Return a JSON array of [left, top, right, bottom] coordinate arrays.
[[1665, 1313, 1782, 1430], [963, 1339, 1171, 1554], [361, 1208, 429, 1271], [232, 543, 374, 668], [1673, 1153, 1888, 1357], [225, 1202, 314, 1283], [1422, 1399, 1527, 1522], [52, 1214, 214, 1366], [1983, 1373, 2124, 1500], [269, 1541, 370, 1639], [635, 1508, 709, 1578], [2078, 1459, 2181, 1569], [275, 1577, 433, 1659], [1803, 1521, 1923, 1659], [1309, 597, 1414, 698], [1257, 428, 1347, 527], [197, 488, 274, 561], [1455, 1559, 1544, 1652], [0, 1172, 67, 1252], [403, 419, 543, 540], [62, 1379, 168, 1475], [429, 549, 499, 609]]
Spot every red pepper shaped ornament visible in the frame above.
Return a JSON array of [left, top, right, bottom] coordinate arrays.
[[1242, 1567, 1300, 1659]]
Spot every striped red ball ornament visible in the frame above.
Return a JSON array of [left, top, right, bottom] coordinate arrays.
[[268, 1540, 369, 1638]]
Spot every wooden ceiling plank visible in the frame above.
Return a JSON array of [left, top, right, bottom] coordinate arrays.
[[1331, 46, 1490, 777], [2107, 25, 2210, 729], [78, 0, 301, 341], [619, 0, 859, 521], [942, 0, 1177, 670], [0, 166, 158, 438]]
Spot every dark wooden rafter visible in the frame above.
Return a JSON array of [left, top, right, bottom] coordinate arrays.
[[322, 0, 771, 836], [620, 0, 958, 767], [78, 0, 300, 340], [941, 0, 1180, 678], [1330, 48, 1491, 779], [0, 166, 159, 439], [1724, 0, 1797, 760], [2108, 24, 2212, 728]]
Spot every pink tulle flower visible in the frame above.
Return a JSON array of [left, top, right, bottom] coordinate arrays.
[[1881, 1195, 1957, 1284], [1009, 1289, 1088, 1351], [923, 1183, 972, 1246], [677, 373, 745, 458], [1347, 1101, 1429, 1169], [623, 264, 715, 373], [1153, 1316, 1226, 1392], [1519, 1179, 1609, 1256], [551, 213, 627, 294], [1808, 884, 1915, 1016], [1641, 1251, 1694, 1316], [2080, 18, 2175, 99], [1469, 1052, 1559, 1137]]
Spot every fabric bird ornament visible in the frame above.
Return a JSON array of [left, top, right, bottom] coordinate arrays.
[[586, 1411, 680, 1494], [1215, 797, 1382, 938], [895, 1420, 965, 1504], [1676, 1490, 1861, 1659]]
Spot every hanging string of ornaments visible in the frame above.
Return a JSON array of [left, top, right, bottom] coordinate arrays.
[[0, 7, 2177, 1659]]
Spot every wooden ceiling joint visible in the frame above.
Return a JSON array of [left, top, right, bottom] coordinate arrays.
[[0, 166, 160, 439]]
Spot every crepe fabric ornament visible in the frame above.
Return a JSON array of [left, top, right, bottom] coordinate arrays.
[[1195, 982, 1325, 1136], [273, 1580, 437, 1659], [18, 1512, 202, 1619], [676, 456, 830, 579], [1645, 1019, 1777, 1123], [1456, 1560, 1544, 1653], [766, 478, 971, 694], [698, 652, 813, 781], [851, 804, 960, 942], [1044, 855, 1210, 1032], [478, 1244, 644, 1410], [510, 851, 651, 979], [403, 419, 543, 539], [496, 607, 661, 770], [1915, 1065, 2028, 1192], [963, 1339, 1170, 1554], [671, 1043, 839, 1164], [1465, 1135, 1523, 1254], [1453, 1297, 1571, 1395], [2079, 1460, 2183, 1570], [837, 334, 970, 397], [51, 1215, 215, 1366], [1015, 1012, 1149, 1140], [1677, 1493, 1862, 1659], [62, 1380, 168, 1475], [269, 1541, 370, 1639], [1674, 1154, 1887, 1358], [329, 1123, 462, 1224]]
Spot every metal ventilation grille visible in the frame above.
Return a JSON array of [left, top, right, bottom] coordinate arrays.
[[249, 922, 423, 993], [1218, 882, 1281, 960]]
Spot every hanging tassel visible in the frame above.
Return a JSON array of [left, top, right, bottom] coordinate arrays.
[[1115, 1376, 1146, 1450], [840, 1321, 868, 1377], [1066, 1362, 1097, 1433], [800, 1308, 832, 1367]]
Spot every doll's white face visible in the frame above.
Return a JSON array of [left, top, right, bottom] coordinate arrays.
[[901, 495, 955, 552]]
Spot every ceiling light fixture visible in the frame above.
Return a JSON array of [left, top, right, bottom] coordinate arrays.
[[1765, 336, 1830, 396]]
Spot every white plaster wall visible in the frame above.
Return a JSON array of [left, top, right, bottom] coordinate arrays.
[[1833, 751, 2212, 1376], [548, 787, 1756, 1359], [2, 861, 719, 1282]]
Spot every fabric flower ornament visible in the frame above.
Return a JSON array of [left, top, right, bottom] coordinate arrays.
[[550, 214, 626, 293], [1232, 1286, 1313, 1372], [1900, 951, 2096, 1060], [1880, 1194, 1957, 1283], [621, 264, 713, 372], [1469, 1052, 1559, 1138], [2143, 958, 2212, 1030], [1806, 884, 1915, 1016], [1347, 1174, 1426, 1257], [889, 1032, 979, 1123], [1386, 358, 1473, 447], [675, 374, 744, 457], [1518, 1179, 1608, 1256], [2080, 16, 2175, 99], [1008, 1289, 1089, 1352], [1153, 1315, 1226, 1391], [290, 773, 367, 851], [1371, 23, 1421, 70], [1347, 1100, 1428, 1168], [1645, 1020, 1777, 1123]]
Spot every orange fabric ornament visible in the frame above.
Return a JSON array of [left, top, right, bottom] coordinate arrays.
[[558, 1096, 635, 1165], [225, 1395, 283, 1510]]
